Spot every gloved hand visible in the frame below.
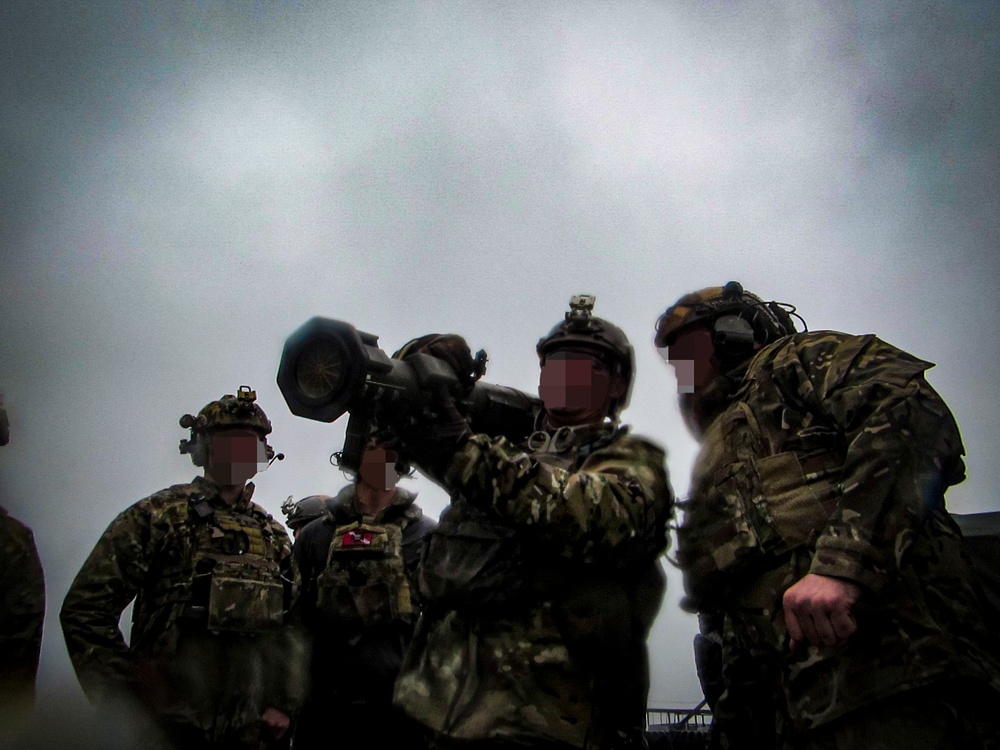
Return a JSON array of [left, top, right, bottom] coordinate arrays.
[[389, 333, 486, 481], [393, 390, 471, 483], [392, 333, 483, 393]]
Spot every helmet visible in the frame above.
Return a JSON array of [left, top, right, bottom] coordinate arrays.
[[654, 281, 798, 362], [281, 494, 333, 531], [188, 385, 272, 436], [179, 386, 274, 466], [536, 295, 635, 416]]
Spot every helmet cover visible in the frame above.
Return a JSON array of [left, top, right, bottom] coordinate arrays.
[[183, 385, 272, 436]]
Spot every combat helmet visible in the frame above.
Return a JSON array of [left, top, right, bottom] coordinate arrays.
[[179, 386, 275, 466], [281, 494, 333, 532], [654, 281, 798, 363], [537, 295, 635, 416]]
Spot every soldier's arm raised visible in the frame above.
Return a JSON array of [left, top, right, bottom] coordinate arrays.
[[444, 433, 672, 563], [60, 504, 151, 704]]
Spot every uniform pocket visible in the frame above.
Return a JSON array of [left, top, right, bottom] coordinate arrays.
[[207, 574, 285, 633], [753, 452, 840, 553], [417, 510, 525, 611]]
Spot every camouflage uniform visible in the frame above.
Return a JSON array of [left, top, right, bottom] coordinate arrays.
[[292, 484, 434, 749], [677, 331, 1000, 747], [60, 476, 305, 749], [0, 505, 45, 716], [394, 421, 673, 749]]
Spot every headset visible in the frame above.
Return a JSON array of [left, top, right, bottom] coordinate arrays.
[[179, 413, 282, 468], [703, 281, 805, 363], [179, 414, 212, 467]]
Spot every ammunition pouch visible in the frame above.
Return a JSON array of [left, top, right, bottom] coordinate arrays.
[[204, 557, 285, 633]]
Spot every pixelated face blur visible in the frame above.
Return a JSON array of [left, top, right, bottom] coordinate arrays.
[[207, 428, 267, 485], [660, 326, 717, 393], [658, 326, 731, 438], [358, 445, 400, 491], [538, 350, 616, 426]]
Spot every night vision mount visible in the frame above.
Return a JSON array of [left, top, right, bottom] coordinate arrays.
[[565, 294, 598, 328]]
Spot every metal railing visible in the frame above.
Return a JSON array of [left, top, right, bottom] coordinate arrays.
[[646, 703, 713, 730]]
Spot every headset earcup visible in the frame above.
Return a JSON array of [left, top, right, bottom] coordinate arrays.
[[190, 434, 210, 467], [712, 315, 757, 360]]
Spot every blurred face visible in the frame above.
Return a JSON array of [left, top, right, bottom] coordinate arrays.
[[538, 350, 622, 427], [662, 327, 717, 393], [659, 326, 724, 438], [206, 428, 267, 486], [358, 445, 400, 491]]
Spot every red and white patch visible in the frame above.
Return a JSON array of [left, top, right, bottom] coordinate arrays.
[[342, 529, 375, 547]]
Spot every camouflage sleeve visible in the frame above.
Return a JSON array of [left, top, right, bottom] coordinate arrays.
[[444, 432, 673, 563], [59, 503, 152, 704], [0, 514, 45, 704], [800, 334, 965, 591]]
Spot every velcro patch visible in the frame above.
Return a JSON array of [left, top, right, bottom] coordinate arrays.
[[342, 529, 375, 547]]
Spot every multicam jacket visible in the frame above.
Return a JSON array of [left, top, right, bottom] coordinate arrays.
[[0, 505, 45, 710], [60, 476, 305, 744], [293, 485, 435, 705], [394, 422, 673, 749], [678, 331, 1000, 737]]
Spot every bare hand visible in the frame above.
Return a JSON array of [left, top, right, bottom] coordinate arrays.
[[783, 573, 861, 651], [261, 707, 291, 741]]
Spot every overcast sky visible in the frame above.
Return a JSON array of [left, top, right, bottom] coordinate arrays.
[[2, 0, 998, 736]]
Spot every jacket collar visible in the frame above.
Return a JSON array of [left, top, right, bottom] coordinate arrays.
[[192, 475, 255, 510], [328, 484, 418, 523]]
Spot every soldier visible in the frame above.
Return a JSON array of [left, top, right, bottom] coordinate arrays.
[[0, 394, 46, 729], [60, 386, 306, 749], [391, 295, 674, 749], [654, 282, 1000, 749], [291, 436, 435, 750], [280, 495, 334, 539]]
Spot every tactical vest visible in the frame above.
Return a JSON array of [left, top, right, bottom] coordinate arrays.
[[131, 490, 290, 646], [315, 517, 416, 628], [678, 399, 844, 610]]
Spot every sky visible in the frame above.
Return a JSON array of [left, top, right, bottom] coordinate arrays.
[[1, 0, 998, 739]]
